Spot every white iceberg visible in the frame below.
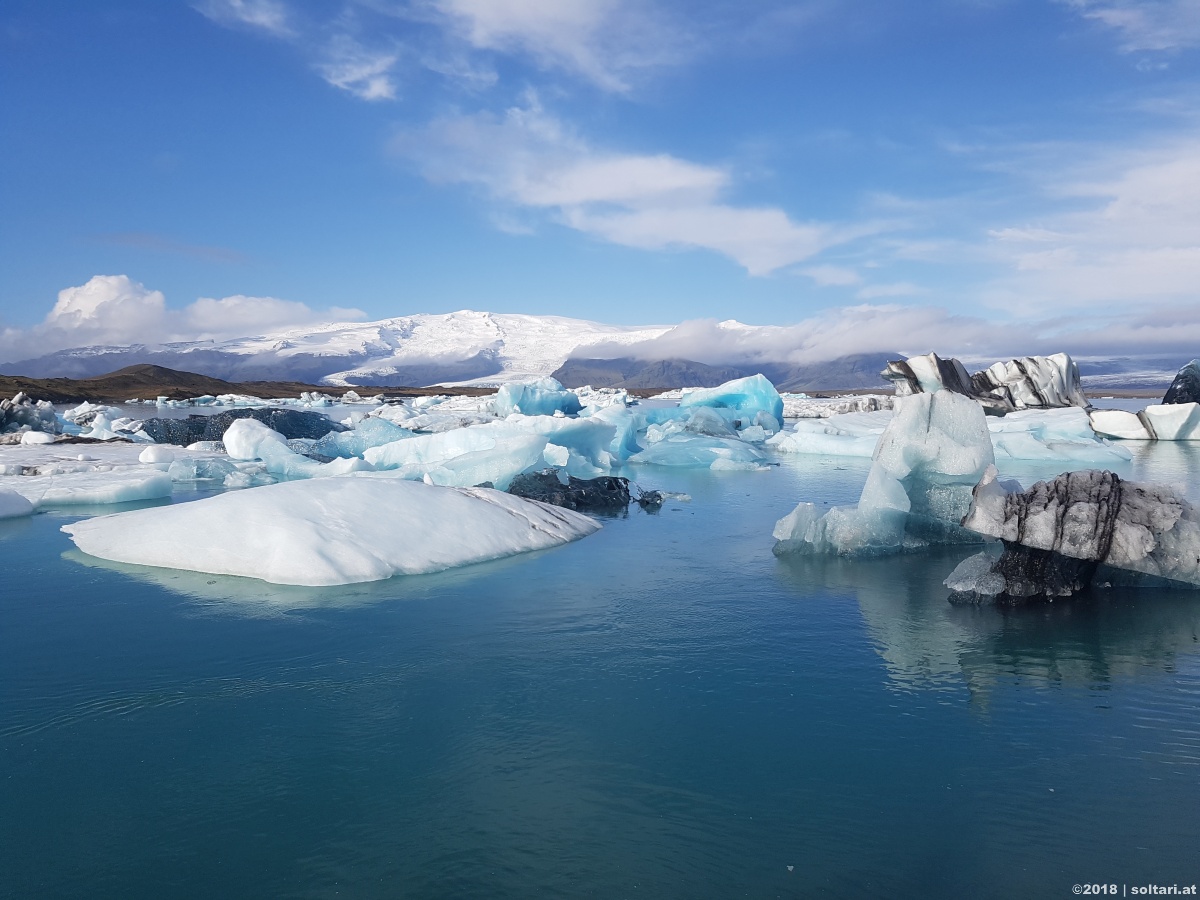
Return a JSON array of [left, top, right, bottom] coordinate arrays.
[[988, 407, 1132, 463], [1089, 403, 1200, 441], [63, 476, 601, 586], [6, 470, 174, 508], [223, 418, 373, 479], [0, 489, 34, 519], [773, 391, 994, 556], [364, 421, 549, 489]]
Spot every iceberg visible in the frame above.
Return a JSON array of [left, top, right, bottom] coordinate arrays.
[[773, 391, 994, 556], [631, 434, 768, 470], [1162, 359, 1200, 404], [882, 351, 1088, 412], [1, 392, 60, 435], [134, 408, 345, 446], [770, 405, 1129, 462], [493, 378, 583, 417], [0, 489, 34, 519], [62, 476, 601, 586], [768, 410, 893, 458], [310, 416, 413, 458], [6, 469, 174, 508], [364, 421, 549, 490], [678, 374, 784, 423], [948, 467, 1200, 603], [988, 407, 1132, 462], [1089, 403, 1200, 441], [222, 419, 372, 479]]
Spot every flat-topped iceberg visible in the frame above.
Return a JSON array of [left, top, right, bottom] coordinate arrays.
[[63, 476, 601, 586], [947, 467, 1200, 603], [1089, 403, 1200, 441], [7, 469, 174, 508], [773, 391, 994, 556]]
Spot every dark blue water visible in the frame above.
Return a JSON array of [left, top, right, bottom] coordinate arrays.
[[2, 449, 1199, 899]]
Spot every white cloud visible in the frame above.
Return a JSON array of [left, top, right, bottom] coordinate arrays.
[[316, 34, 400, 101], [43, 275, 169, 345], [195, 0, 293, 37], [397, 97, 873, 275], [0, 276, 366, 363], [425, 0, 690, 92], [981, 133, 1200, 312], [1062, 0, 1200, 52], [184, 295, 365, 338]]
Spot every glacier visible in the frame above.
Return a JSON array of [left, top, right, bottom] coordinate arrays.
[[62, 476, 601, 586]]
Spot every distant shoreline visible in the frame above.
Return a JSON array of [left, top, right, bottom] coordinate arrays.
[[0, 363, 1170, 405]]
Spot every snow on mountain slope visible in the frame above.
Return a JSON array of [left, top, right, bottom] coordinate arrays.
[[5, 311, 673, 386]]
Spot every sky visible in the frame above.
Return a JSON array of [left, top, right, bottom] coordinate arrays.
[[1, 0, 1200, 364]]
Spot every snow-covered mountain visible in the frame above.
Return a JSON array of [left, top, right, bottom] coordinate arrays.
[[3, 311, 674, 387], [2, 308, 1188, 391]]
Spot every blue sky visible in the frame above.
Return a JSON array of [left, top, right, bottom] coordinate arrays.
[[2, 0, 1199, 361]]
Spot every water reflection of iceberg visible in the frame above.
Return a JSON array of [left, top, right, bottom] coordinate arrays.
[[62, 547, 539, 616], [775, 549, 1200, 695]]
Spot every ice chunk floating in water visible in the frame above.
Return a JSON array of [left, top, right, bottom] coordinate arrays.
[[62, 476, 601, 586], [947, 467, 1200, 604], [773, 391, 994, 556]]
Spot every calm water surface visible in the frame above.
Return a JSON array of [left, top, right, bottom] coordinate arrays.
[[2, 445, 1198, 899]]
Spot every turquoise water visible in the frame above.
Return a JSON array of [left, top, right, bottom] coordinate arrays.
[[2, 447, 1199, 898]]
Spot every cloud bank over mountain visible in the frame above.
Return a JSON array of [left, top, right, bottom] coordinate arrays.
[[2, 275, 1197, 389]]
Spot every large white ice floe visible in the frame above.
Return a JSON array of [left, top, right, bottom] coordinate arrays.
[[773, 391, 994, 556], [945, 467, 1200, 603], [62, 476, 602, 586], [1089, 403, 1200, 441], [6, 469, 174, 508]]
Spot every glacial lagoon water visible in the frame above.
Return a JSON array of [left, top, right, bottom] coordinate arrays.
[[2, 443, 1199, 898]]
